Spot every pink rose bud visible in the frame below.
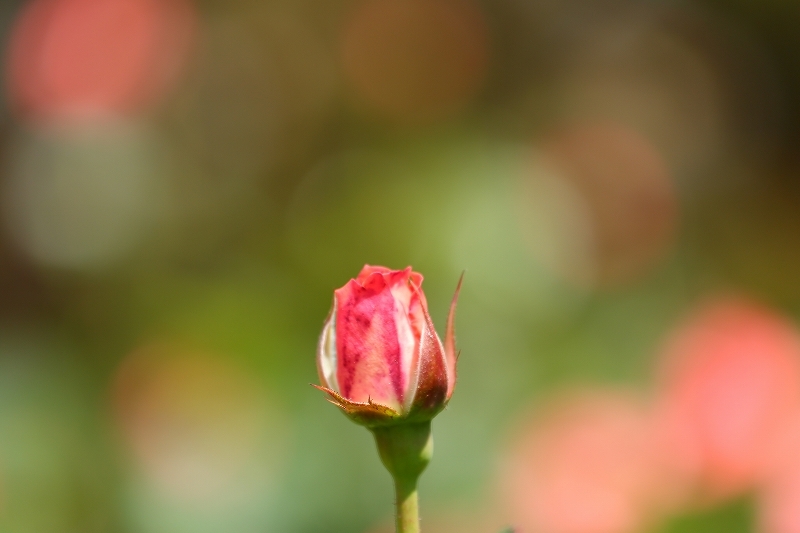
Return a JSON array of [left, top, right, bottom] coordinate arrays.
[[315, 265, 461, 427]]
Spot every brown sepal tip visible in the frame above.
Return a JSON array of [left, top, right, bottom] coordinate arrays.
[[311, 384, 400, 423]]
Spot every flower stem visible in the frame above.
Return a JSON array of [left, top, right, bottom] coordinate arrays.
[[371, 422, 433, 533], [394, 475, 420, 533]]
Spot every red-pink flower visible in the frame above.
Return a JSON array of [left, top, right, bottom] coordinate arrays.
[[500, 390, 667, 533], [757, 419, 800, 533], [315, 265, 461, 426], [655, 297, 800, 500]]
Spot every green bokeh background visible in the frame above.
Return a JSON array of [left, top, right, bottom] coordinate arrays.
[[2, 0, 800, 531]]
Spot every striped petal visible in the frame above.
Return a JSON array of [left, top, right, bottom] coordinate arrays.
[[334, 275, 405, 410]]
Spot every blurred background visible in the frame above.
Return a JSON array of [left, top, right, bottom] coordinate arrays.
[[3, 0, 800, 532]]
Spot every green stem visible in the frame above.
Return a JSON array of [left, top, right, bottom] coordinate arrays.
[[371, 422, 433, 533], [394, 475, 420, 533]]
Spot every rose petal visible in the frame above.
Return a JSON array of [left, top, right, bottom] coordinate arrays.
[[334, 278, 405, 409], [316, 297, 339, 392]]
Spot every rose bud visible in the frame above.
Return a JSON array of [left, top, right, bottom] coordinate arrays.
[[314, 265, 461, 427]]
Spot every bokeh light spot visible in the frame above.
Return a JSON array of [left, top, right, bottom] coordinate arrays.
[[520, 122, 677, 287], [340, 0, 488, 123], [112, 342, 285, 509], [551, 25, 725, 183], [1, 123, 166, 270], [6, 0, 196, 124]]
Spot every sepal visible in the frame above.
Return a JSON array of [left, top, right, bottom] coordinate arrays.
[[444, 272, 463, 398], [312, 384, 402, 427], [404, 283, 449, 421]]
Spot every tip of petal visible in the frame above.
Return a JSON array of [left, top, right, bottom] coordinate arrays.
[[357, 264, 393, 282], [354, 265, 423, 290]]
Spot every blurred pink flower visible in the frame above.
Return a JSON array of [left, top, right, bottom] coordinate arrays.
[[6, 0, 196, 124], [655, 297, 800, 501], [500, 390, 665, 533], [758, 420, 800, 533]]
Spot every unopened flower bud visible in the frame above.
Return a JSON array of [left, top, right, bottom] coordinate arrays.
[[315, 265, 461, 427]]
